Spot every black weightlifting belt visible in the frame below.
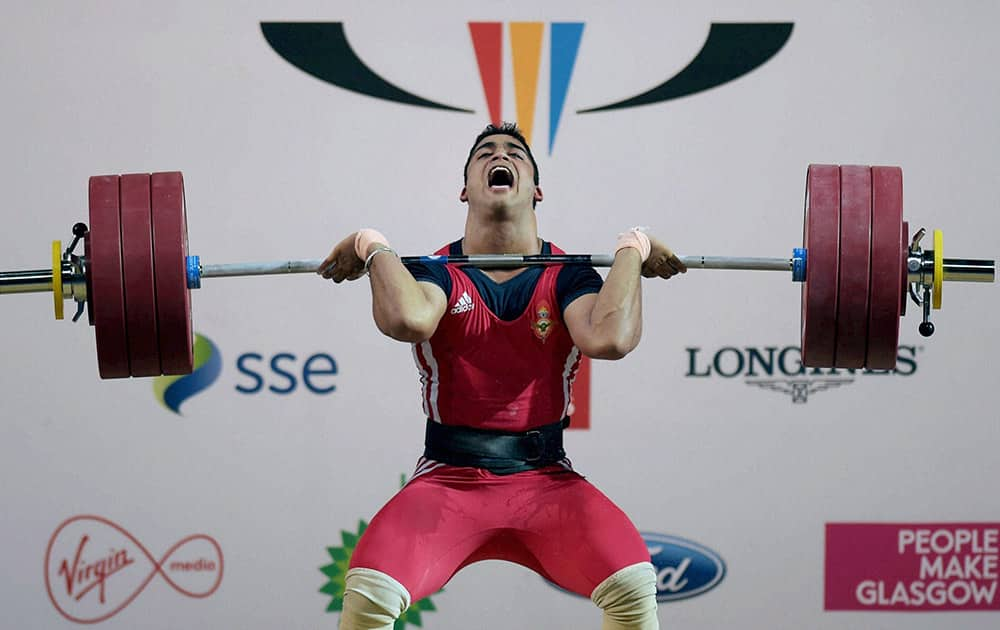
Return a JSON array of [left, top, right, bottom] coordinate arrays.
[[423, 417, 570, 475]]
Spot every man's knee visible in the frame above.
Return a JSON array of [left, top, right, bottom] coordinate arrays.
[[339, 568, 411, 630], [590, 562, 659, 630]]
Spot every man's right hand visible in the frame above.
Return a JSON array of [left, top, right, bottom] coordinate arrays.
[[318, 232, 366, 283]]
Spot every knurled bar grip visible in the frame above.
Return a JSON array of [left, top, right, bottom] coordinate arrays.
[[197, 255, 794, 278]]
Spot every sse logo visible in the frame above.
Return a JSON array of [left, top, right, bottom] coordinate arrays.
[[234, 351, 338, 394], [153, 334, 223, 415], [260, 20, 793, 152], [152, 333, 339, 415]]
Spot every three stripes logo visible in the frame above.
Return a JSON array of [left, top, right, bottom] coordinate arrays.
[[450, 290, 475, 315], [260, 20, 794, 152]]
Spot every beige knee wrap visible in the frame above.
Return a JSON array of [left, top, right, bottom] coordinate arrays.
[[590, 562, 659, 630], [339, 568, 411, 630]]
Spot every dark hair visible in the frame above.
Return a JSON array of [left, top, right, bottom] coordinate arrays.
[[463, 122, 540, 186]]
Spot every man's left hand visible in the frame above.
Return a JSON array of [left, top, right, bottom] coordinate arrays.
[[642, 235, 687, 279]]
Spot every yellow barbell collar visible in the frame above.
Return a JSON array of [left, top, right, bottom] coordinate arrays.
[[52, 240, 64, 320], [932, 229, 943, 310]]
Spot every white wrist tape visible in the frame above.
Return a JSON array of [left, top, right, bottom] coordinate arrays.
[[615, 227, 651, 262], [355, 228, 391, 260]]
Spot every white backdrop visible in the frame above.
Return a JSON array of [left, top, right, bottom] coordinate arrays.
[[1, 1, 998, 628]]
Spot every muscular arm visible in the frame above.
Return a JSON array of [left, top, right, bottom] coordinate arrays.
[[562, 233, 686, 360], [563, 248, 644, 360], [318, 232, 447, 343], [367, 251, 447, 342]]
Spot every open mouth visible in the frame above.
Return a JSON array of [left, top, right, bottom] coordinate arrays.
[[488, 165, 514, 189]]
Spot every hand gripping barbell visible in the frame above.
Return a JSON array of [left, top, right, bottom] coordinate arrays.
[[0, 166, 994, 379]]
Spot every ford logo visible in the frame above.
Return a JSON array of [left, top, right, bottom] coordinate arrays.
[[542, 532, 726, 602], [643, 532, 726, 602]]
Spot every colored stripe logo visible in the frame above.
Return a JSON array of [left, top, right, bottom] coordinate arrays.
[[468, 22, 584, 153], [260, 21, 794, 154], [153, 334, 222, 415]]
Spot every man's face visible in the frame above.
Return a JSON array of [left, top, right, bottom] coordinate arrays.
[[461, 134, 542, 210]]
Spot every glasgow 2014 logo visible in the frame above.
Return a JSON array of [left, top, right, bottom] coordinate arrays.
[[260, 20, 794, 152]]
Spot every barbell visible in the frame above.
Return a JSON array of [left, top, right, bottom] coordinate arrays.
[[0, 166, 994, 379]]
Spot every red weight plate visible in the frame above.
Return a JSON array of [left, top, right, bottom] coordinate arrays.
[[88, 175, 130, 378], [834, 166, 872, 368], [801, 165, 841, 367], [151, 171, 194, 374], [866, 167, 904, 370], [120, 173, 161, 377]]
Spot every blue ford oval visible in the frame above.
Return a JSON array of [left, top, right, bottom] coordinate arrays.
[[642, 532, 726, 602]]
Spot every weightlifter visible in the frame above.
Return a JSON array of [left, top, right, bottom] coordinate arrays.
[[319, 122, 686, 630]]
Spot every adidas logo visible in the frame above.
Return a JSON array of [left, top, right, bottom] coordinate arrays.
[[450, 291, 474, 314]]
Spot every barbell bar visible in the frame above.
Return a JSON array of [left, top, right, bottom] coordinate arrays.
[[0, 166, 994, 379]]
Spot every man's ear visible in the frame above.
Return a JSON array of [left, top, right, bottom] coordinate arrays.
[[459, 186, 468, 202], [533, 186, 544, 203]]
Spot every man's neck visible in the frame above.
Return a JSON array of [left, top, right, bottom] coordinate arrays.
[[462, 206, 540, 255]]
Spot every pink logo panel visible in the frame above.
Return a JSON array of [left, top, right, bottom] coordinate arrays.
[[825, 523, 999, 611]]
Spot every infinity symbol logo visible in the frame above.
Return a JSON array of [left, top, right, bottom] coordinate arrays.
[[44, 515, 223, 623]]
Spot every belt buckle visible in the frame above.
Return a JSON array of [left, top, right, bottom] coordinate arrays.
[[523, 430, 543, 462]]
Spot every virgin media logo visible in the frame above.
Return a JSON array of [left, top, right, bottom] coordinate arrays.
[[44, 515, 224, 623]]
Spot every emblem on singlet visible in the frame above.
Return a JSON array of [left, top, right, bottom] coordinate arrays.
[[531, 300, 554, 342]]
